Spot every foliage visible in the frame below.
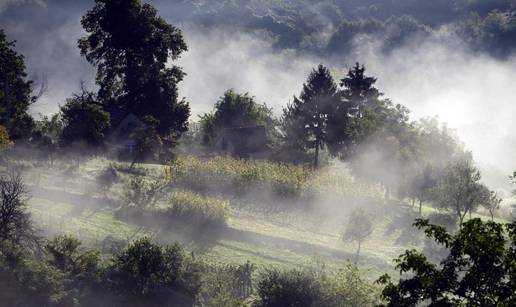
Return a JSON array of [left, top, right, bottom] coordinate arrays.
[[120, 176, 167, 209], [96, 165, 119, 197], [432, 159, 492, 225], [200, 89, 276, 147], [107, 237, 201, 304], [342, 208, 374, 262], [197, 261, 255, 306], [378, 218, 516, 306], [0, 240, 66, 307], [320, 265, 380, 307], [0, 173, 36, 245], [59, 89, 111, 148], [0, 30, 35, 140], [79, 0, 190, 138], [254, 268, 322, 307], [130, 115, 163, 166], [254, 265, 378, 307], [164, 191, 230, 230], [0, 124, 13, 152], [280, 64, 343, 168]]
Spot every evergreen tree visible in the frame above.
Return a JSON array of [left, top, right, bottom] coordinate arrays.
[[281, 64, 342, 168], [0, 30, 35, 139], [79, 0, 190, 139]]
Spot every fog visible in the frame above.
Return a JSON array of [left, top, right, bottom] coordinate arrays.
[[2, 1, 516, 191]]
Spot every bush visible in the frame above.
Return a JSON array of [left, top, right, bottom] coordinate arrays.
[[197, 261, 255, 307], [96, 165, 119, 197], [163, 191, 230, 230], [119, 176, 167, 209], [320, 265, 379, 306], [254, 266, 378, 307], [254, 268, 322, 307], [107, 237, 202, 305]]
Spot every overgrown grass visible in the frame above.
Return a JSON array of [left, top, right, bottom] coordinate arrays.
[[163, 191, 230, 230], [164, 156, 382, 206]]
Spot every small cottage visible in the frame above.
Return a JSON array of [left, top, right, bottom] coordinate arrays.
[[105, 107, 143, 157]]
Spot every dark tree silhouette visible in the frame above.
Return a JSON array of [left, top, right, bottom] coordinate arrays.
[[281, 64, 343, 168], [378, 218, 516, 306], [59, 90, 111, 148], [0, 30, 35, 139], [0, 173, 35, 244], [79, 0, 190, 138]]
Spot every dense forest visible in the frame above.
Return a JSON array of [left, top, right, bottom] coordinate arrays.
[[1, 1, 516, 306]]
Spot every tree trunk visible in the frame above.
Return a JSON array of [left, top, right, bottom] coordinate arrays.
[[355, 240, 361, 264], [419, 199, 423, 215], [313, 138, 319, 169]]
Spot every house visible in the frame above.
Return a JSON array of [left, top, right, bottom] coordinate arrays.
[[214, 126, 271, 159], [105, 107, 143, 157]]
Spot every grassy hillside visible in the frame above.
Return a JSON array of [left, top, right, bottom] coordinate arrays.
[[4, 155, 501, 284]]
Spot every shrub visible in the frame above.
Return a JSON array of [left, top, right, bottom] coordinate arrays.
[[320, 265, 379, 306], [254, 268, 322, 307], [119, 176, 167, 209], [107, 237, 202, 304], [163, 191, 230, 230], [96, 165, 119, 197], [197, 261, 255, 306]]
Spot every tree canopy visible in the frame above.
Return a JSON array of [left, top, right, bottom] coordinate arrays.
[[0, 30, 34, 139], [378, 218, 516, 306], [200, 89, 275, 146], [79, 0, 190, 138]]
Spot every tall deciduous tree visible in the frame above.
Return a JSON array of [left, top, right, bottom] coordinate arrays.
[[281, 64, 343, 168], [0, 30, 35, 139], [432, 159, 491, 226], [79, 0, 190, 138]]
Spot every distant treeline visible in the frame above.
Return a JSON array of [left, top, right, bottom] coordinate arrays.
[[3, 0, 516, 57]]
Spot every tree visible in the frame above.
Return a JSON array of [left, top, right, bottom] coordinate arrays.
[[59, 89, 111, 148], [280, 64, 343, 168], [79, 0, 190, 139], [107, 237, 200, 303], [0, 173, 36, 245], [200, 89, 276, 146], [130, 115, 163, 167], [483, 191, 502, 221], [377, 218, 516, 306], [0, 30, 35, 139], [96, 165, 119, 198], [432, 159, 490, 226], [342, 208, 374, 263]]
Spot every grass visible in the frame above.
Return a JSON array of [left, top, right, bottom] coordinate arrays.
[[17, 156, 507, 283]]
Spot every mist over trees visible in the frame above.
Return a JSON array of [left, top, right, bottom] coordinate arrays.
[[1, 0, 515, 306]]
